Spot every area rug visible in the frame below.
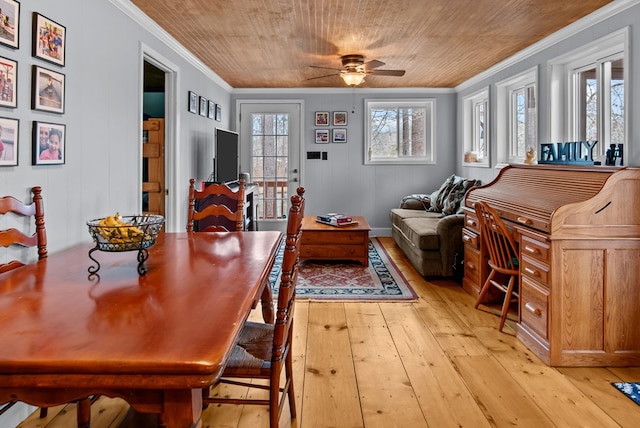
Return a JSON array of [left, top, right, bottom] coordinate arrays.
[[269, 237, 418, 301], [612, 382, 640, 406]]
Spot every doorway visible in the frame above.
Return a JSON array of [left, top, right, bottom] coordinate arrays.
[[237, 101, 303, 231], [142, 61, 165, 218]]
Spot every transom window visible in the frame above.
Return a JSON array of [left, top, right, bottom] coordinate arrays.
[[364, 99, 434, 165]]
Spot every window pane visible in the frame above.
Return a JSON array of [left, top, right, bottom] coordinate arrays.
[[610, 58, 624, 146], [514, 89, 525, 157], [370, 108, 398, 159], [578, 67, 598, 141], [474, 101, 487, 159]]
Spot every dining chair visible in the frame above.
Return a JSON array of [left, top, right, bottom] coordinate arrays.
[[0, 187, 94, 427], [473, 200, 520, 332], [187, 178, 245, 232], [203, 187, 305, 428]]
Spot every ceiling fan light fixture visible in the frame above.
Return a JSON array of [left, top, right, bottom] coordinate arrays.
[[341, 71, 366, 86]]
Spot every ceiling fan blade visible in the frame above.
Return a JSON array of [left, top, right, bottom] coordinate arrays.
[[310, 65, 342, 71], [363, 59, 385, 70], [306, 73, 340, 81], [370, 69, 406, 76]]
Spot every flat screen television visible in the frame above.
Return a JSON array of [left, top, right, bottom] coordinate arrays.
[[214, 128, 239, 183]]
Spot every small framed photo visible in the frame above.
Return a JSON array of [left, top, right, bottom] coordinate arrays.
[[215, 104, 221, 121], [333, 111, 347, 126], [332, 128, 347, 143], [199, 96, 207, 117], [32, 65, 65, 114], [0, 0, 20, 49], [0, 116, 19, 166], [33, 121, 65, 165], [315, 111, 329, 126], [315, 129, 329, 144], [188, 91, 198, 113], [0, 56, 17, 108], [208, 100, 215, 119], [32, 12, 66, 66]]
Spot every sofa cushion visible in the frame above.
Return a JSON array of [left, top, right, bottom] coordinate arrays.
[[390, 209, 443, 250]]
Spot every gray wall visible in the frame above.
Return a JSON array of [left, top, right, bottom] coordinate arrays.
[[231, 89, 457, 235]]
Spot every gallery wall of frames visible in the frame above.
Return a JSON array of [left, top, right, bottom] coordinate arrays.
[[0, 0, 67, 167]]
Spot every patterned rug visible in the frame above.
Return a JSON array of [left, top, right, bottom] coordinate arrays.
[[269, 237, 417, 301], [612, 382, 640, 406]]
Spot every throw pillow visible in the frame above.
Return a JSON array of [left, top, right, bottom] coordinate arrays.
[[400, 194, 431, 210], [427, 175, 456, 212]]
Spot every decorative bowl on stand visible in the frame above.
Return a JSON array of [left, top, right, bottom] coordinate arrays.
[[86, 214, 165, 275]]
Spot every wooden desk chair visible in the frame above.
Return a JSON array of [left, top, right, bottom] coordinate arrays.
[[203, 187, 305, 428], [473, 201, 520, 332], [0, 187, 94, 427], [187, 178, 245, 232]]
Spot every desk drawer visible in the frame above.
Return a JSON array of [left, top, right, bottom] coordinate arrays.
[[520, 276, 549, 340], [462, 228, 479, 250], [521, 234, 550, 263], [521, 255, 550, 286], [463, 245, 480, 284], [464, 212, 479, 233]]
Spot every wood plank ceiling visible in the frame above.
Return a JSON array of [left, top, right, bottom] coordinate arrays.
[[131, 0, 612, 89]]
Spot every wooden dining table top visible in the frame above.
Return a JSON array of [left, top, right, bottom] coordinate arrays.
[[0, 231, 282, 389]]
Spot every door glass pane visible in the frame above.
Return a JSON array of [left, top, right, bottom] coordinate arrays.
[[251, 113, 289, 220]]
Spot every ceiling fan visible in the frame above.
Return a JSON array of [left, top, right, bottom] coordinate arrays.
[[309, 54, 405, 86]]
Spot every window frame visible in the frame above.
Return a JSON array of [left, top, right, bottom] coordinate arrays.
[[364, 98, 435, 165], [462, 87, 490, 167]]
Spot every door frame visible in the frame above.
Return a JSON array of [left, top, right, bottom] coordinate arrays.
[[235, 99, 305, 230], [140, 43, 180, 232]]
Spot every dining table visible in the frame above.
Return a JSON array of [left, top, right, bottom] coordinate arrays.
[[0, 230, 283, 428]]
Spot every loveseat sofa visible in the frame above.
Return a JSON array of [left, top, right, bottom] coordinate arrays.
[[389, 175, 481, 277]]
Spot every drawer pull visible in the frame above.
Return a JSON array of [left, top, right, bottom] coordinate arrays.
[[463, 235, 471, 242], [525, 303, 542, 316], [517, 216, 533, 225], [524, 245, 540, 255], [466, 220, 476, 227], [466, 262, 476, 271], [524, 267, 540, 277]]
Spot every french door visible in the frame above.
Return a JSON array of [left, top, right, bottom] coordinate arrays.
[[238, 101, 302, 231]]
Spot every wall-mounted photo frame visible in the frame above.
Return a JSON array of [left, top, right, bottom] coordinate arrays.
[[315, 111, 329, 126], [0, 56, 17, 108], [208, 100, 215, 119], [0, 0, 20, 49], [315, 129, 329, 144], [32, 65, 64, 114], [215, 104, 221, 121], [188, 91, 198, 113], [0, 116, 18, 166], [199, 96, 207, 117], [333, 111, 347, 126], [33, 121, 65, 165], [32, 12, 66, 66], [332, 128, 347, 143]]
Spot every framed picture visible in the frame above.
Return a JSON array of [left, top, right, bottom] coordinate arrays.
[[0, 56, 17, 108], [315, 129, 329, 144], [215, 104, 221, 121], [32, 65, 64, 113], [315, 111, 329, 126], [199, 96, 207, 117], [333, 111, 347, 126], [0, 116, 18, 166], [0, 0, 20, 49], [208, 100, 215, 119], [188, 91, 198, 113], [33, 121, 65, 165], [332, 128, 347, 143], [32, 12, 66, 66]]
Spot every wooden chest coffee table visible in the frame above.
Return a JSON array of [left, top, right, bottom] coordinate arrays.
[[300, 216, 371, 266]]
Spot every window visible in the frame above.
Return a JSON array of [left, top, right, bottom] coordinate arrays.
[[549, 28, 627, 165], [462, 88, 489, 166], [364, 99, 434, 165], [496, 67, 537, 165]]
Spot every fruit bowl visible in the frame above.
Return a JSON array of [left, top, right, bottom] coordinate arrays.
[[86, 214, 164, 275]]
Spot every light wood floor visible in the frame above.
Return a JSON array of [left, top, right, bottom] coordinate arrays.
[[18, 237, 640, 428]]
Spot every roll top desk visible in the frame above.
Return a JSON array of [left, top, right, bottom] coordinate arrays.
[[462, 164, 640, 366]]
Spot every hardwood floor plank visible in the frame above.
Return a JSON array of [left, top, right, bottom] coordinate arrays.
[[345, 302, 428, 428], [380, 302, 492, 427], [301, 302, 362, 428]]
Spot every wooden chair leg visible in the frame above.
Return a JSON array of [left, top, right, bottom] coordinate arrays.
[[498, 276, 517, 332], [76, 397, 92, 428], [474, 270, 496, 309], [285, 348, 296, 419]]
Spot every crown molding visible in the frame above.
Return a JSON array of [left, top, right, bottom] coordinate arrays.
[[109, 0, 233, 92], [231, 87, 456, 95], [456, 0, 639, 92]]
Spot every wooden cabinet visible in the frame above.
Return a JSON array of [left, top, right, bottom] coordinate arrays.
[[463, 164, 640, 366]]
